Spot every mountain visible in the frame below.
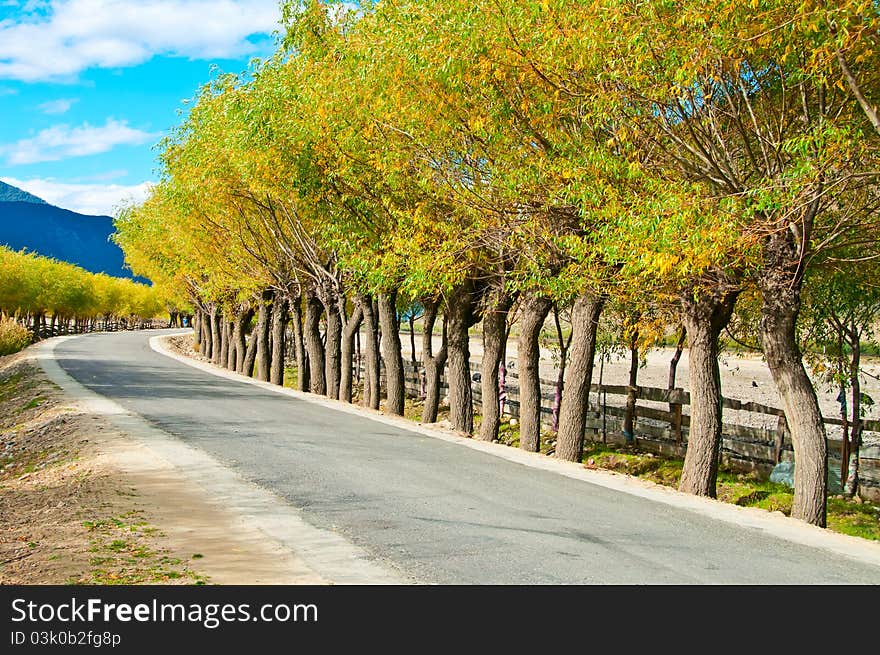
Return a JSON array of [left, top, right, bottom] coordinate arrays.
[[0, 183, 140, 280], [0, 180, 47, 205]]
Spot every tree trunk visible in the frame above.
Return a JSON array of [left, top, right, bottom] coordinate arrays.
[[556, 294, 604, 462], [846, 325, 862, 497], [220, 318, 230, 369], [234, 308, 253, 373], [550, 304, 573, 433], [242, 323, 258, 378], [321, 291, 342, 400], [270, 295, 289, 386], [421, 300, 448, 423], [445, 283, 480, 434], [340, 302, 363, 403], [200, 311, 210, 356], [499, 322, 511, 416], [622, 330, 639, 443], [518, 294, 552, 452], [193, 312, 202, 349], [291, 292, 309, 392], [678, 287, 738, 497], [759, 232, 827, 527], [305, 291, 326, 395], [478, 294, 514, 442], [359, 293, 381, 409], [254, 290, 274, 382], [409, 313, 418, 368], [668, 326, 687, 399], [205, 310, 214, 358], [225, 320, 235, 369], [210, 308, 222, 365], [378, 291, 405, 415]]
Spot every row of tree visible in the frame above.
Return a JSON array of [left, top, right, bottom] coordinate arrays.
[[114, 0, 880, 527], [0, 246, 166, 336]]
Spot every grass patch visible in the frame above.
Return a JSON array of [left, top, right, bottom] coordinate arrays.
[[282, 367, 298, 389], [76, 512, 208, 585], [582, 443, 684, 486], [827, 498, 880, 540], [715, 471, 794, 513], [496, 416, 520, 447], [22, 396, 44, 410], [577, 442, 880, 540], [0, 370, 26, 400]]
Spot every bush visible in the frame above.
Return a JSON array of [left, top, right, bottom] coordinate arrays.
[[0, 317, 32, 356]]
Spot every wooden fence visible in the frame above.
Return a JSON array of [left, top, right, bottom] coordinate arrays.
[[362, 358, 880, 499]]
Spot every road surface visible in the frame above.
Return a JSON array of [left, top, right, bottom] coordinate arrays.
[[53, 330, 880, 584]]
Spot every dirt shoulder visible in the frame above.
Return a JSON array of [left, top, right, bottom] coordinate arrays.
[[0, 343, 325, 585]]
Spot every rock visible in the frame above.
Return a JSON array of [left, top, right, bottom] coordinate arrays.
[[828, 463, 843, 494], [769, 462, 795, 487], [769, 460, 843, 494]]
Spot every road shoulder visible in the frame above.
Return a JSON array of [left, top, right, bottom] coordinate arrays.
[[35, 334, 408, 585]]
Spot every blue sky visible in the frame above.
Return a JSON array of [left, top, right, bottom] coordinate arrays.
[[0, 0, 284, 216]]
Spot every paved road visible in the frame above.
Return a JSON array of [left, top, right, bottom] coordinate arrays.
[[55, 330, 880, 584]]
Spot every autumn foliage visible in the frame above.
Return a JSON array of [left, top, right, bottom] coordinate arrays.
[[115, 0, 880, 526]]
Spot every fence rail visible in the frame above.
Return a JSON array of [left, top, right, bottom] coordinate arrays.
[[358, 358, 880, 498]]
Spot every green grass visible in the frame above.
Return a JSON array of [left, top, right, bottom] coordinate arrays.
[[76, 512, 208, 585], [578, 442, 880, 540], [827, 498, 880, 540], [22, 396, 44, 410], [0, 370, 27, 402], [582, 443, 683, 486], [282, 366, 298, 389]]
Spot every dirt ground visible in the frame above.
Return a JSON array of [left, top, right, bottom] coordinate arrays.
[[0, 345, 324, 585], [0, 351, 207, 584]]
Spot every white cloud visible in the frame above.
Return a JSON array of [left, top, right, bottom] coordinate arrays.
[[0, 118, 157, 164], [1, 175, 153, 215], [0, 1, 281, 82], [37, 97, 77, 114]]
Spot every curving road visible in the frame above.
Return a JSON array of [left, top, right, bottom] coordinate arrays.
[[53, 329, 880, 584]]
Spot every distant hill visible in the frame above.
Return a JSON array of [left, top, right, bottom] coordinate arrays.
[[0, 183, 141, 281], [0, 180, 46, 205]]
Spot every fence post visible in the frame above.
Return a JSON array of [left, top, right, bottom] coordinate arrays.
[[601, 385, 607, 444], [671, 402, 683, 441], [773, 414, 789, 463]]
